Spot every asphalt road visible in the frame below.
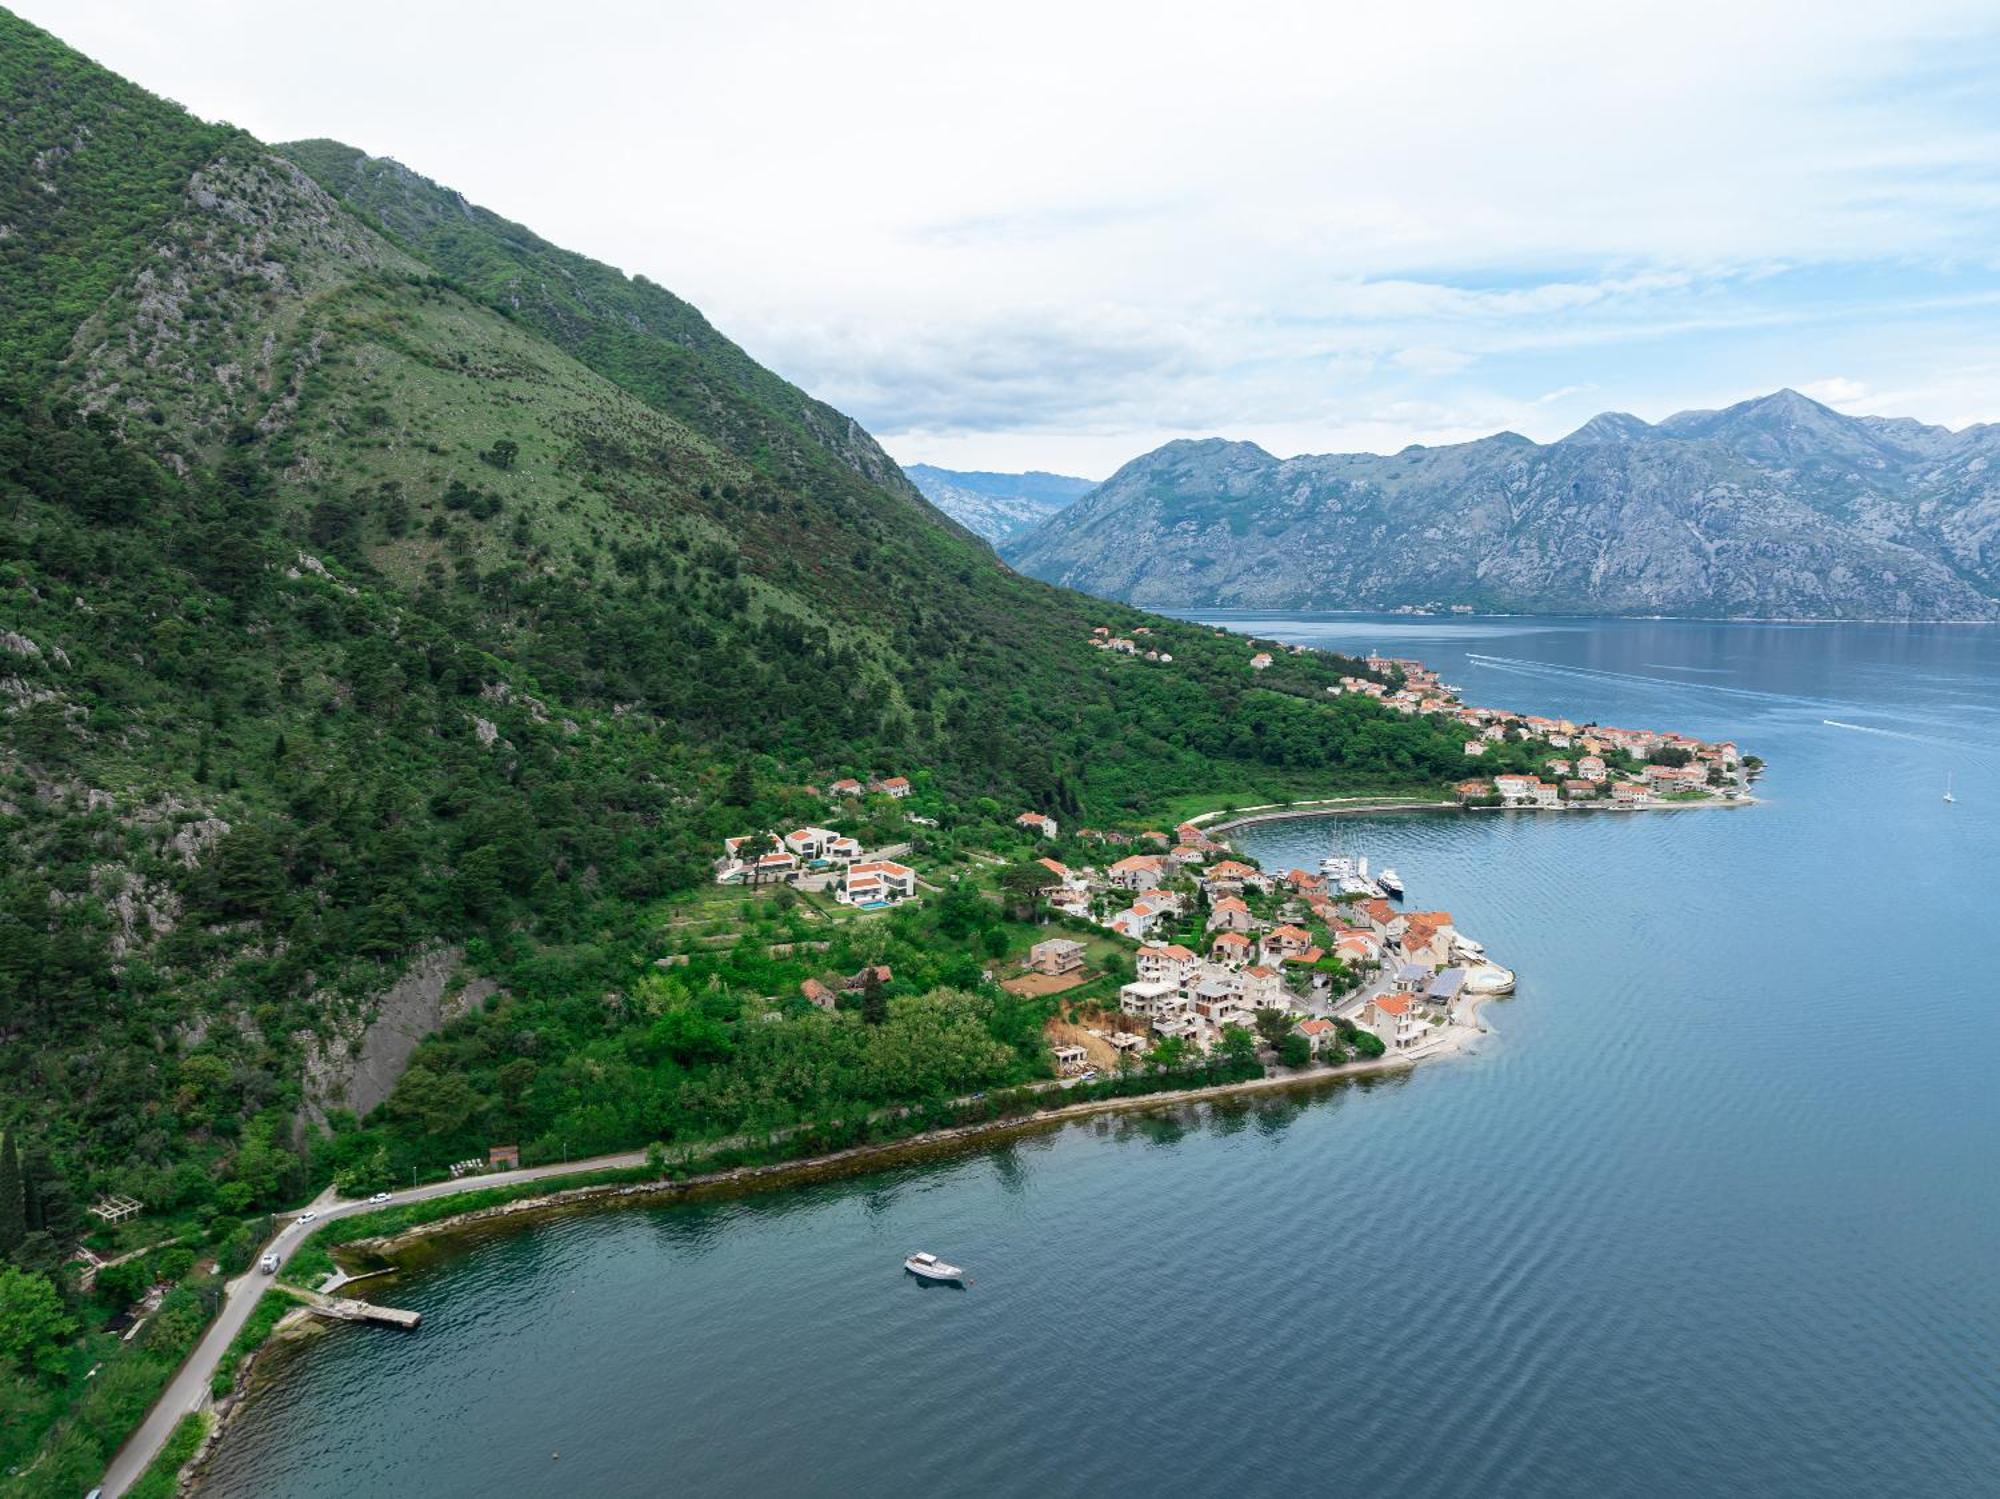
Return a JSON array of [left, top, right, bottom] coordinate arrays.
[[97, 1148, 647, 1497]]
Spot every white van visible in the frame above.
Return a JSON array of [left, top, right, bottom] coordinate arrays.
[[259, 1251, 281, 1274]]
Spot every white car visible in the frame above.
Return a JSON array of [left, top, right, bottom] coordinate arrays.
[[297, 1210, 317, 1225], [369, 1192, 391, 1204]]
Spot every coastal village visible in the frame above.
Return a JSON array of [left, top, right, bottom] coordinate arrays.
[[709, 642, 1756, 1079], [1332, 651, 1753, 808], [54, 638, 1758, 1494]]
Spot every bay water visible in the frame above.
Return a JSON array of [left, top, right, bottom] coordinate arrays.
[[195, 616, 2000, 1498]]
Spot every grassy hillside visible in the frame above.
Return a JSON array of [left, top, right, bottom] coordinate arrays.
[[0, 4, 1480, 1221]]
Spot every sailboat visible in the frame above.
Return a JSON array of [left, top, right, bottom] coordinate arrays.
[[1943, 772, 1955, 805]]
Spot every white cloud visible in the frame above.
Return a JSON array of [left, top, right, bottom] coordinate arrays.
[[1797, 377, 1874, 408], [22, 0, 2000, 468]]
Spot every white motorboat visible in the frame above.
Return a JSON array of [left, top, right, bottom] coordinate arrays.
[[1376, 868, 1404, 898], [904, 1251, 966, 1283], [1943, 772, 1955, 804]]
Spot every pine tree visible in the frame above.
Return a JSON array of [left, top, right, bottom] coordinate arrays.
[[0, 1132, 25, 1256]]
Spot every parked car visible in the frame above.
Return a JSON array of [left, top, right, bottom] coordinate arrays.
[[370, 1192, 391, 1204]]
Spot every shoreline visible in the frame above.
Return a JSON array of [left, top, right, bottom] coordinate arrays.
[[337, 1028, 1495, 1263], [146, 784, 1557, 1497], [181, 1007, 1504, 1486], [1199, 792, 1754, 838]]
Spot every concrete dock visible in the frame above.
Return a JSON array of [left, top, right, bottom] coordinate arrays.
[[304, 1292, 422, 1329]]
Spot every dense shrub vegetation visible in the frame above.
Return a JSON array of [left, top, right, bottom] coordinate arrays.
[[0, 13, 1509, 1482]]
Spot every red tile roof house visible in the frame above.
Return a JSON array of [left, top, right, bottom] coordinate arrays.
[[1205, 894, 1255, 932], [719, 835, 801, 883], [870, 775, 912, 798], [1136, 942, 1201, 986], [1242, 963, 1284, 1009], [783, 826, 859, 862], [800, 978, 838, 1011], [837, 860, 916, 905], [1361, 992, 1424, 1050], [1398, 912, 1458, 967], [1295, 1016, 1338, 1057], [1108, 906, 1161, 941], [1211, 930, 1254, 966], [1261, 924, 1312, 962], [1016, 811, 1059, 837], [1336, 932, 1382, 966], [827, 777, 864, 797], [1036, 856, 1080, 890], [1357, 897, 1401, 937], [1643, 763, 1707, 790], [1108, 854, 1167, 891]]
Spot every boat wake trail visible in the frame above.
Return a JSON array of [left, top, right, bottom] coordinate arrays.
[[1465, 654, 1995, 750], [1820, 720, 1992, 755], [1464, 654, 1812, 707]]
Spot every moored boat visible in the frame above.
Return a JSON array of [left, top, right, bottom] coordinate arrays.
[[904, 1251, 966, 1282], [1376, 868, 1404, 898]]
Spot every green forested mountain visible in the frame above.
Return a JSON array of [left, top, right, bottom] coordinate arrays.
[[0, 7, 1474, 1223]]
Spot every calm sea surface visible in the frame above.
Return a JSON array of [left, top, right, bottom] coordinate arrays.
[[197, 616, 2000, 1499]]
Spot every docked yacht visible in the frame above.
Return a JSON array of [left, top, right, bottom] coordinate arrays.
[[1321, 852, 1386, 896], [904, 1252, 966, 1283], [1375, 868, 1405, 898]]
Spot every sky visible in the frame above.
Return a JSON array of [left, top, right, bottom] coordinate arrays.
[[24, 0, 2000, 477]]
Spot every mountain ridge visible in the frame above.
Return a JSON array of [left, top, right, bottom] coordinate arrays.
[[0, 2, 1473, 1246], [901, 463, 1095, 543], [1005, 390, 2000, 618]]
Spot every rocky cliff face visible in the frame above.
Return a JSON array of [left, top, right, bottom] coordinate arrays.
[[1005, 391, 2000, 619], [903, 464, 1095, 544]]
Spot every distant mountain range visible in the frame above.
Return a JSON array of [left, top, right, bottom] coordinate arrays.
[[903, 464, 1096, 544], [1004, 390, 2000, 619]]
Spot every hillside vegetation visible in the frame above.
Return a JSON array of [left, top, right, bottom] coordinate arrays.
[[0, 5, 1484, 1222]]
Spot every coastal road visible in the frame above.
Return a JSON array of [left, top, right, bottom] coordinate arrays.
[[97, 1147, 649, 1498]]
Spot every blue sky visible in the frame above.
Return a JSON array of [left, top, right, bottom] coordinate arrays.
[[28, 0, 2000, 476]]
